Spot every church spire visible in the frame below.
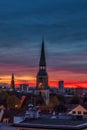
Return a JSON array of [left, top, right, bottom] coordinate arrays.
[[39, 38, 46, 67], [10, 73, 15, 91], [36, 39, 48, 89]]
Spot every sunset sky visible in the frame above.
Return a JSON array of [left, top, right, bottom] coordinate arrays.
[[0, 0, 87, 88]]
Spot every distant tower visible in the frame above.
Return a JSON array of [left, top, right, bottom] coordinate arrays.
[[36, 39, 48, 89], [58, 80, 64, 93], [10, 73, 15, 91]]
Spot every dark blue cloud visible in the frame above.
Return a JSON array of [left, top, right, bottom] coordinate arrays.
[[0, 0, 87, 74]]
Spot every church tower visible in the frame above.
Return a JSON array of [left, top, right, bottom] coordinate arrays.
[[36, 39, 48, 89], [10, 73, 15, 91]]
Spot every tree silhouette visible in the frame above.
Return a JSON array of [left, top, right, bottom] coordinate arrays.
[[69, 95, 80, 104]]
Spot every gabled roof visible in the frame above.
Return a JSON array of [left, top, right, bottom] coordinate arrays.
[[68, 104, 87, 114]]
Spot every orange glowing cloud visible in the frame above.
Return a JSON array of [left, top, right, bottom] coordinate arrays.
[[0, 66, 87, 88]]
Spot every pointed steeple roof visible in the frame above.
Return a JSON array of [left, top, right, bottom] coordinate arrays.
[[39, 39, 46, 67], [11, 73, 15, 90]]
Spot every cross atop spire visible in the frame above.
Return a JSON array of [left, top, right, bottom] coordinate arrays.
[[39, 38, 46, 67]]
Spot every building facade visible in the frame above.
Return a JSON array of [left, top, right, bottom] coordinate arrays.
[[58, 80, 64, 93], [20, 84, 29, 93]]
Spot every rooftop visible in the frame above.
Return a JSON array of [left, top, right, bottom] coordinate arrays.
[[12, 118, 87, 130]]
